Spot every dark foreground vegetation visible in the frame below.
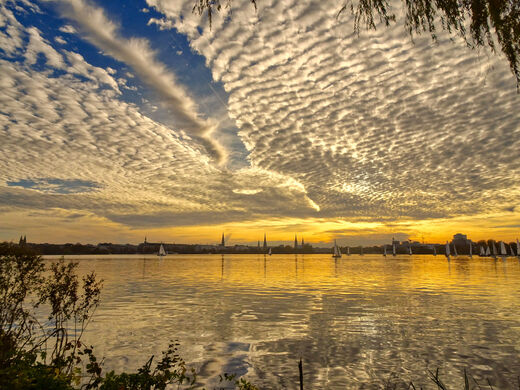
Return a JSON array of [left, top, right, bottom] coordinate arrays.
[[0, 242, 257, 389], [1, 241, 517, 389]]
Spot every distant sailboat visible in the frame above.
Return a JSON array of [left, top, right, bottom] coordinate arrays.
[[268, 248, 272, 256], [445, 241, 451, 260], [499, 241, 507, 260], [469, 243, 472, 258], [408, 245, 412, 255], [158, 244, 166, 257], [485, 245, 491, 257], [332, 240, 342, 258], [392, 242, 396, 257], [346, 246, 350, 256], [453, 243, 458, 257], [383, 245, 387, 257], [492, 242, 498, 259], [479, 246, 485, 257], [433, 246, 437, 256]]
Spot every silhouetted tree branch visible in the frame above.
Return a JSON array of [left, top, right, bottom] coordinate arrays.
[[193, 0, 520, 89]]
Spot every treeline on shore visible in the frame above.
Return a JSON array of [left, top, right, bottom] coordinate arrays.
[[14, 240, 519, 256]]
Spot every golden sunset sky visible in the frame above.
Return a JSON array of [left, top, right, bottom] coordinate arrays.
[[1, 0, 519, 246]]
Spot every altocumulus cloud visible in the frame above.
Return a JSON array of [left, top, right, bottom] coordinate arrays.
[[1, 0, 519, 238], [147, 0, 520, 221], [0, 0, 319, 230]]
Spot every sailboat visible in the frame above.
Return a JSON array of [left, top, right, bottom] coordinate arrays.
[[517, 238, 520, 258], [158, 243, 166, 257], [479, 246, 485, 257], [383, 245, 387, 257], [408, 245, 412, 255], [499, 241, 507, 260], [268, 248, 272, 256], [453, 243, 458, 257], [433, 246, 437, 256], [469, 243, 472, 258], [491, 242, 498, 259], [392, 242, 396, 257], [346, 246, 350, 256], [445, 241, 451, 260], [485, 245, 491, 257], [332, 240, 342, 258]]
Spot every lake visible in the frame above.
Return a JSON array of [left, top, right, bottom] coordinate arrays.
[[44, 254, 520, 389]]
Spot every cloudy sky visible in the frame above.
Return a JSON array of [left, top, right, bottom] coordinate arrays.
[[1, 0, 519, 246]]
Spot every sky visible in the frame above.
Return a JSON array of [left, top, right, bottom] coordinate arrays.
[[0, 0, 519, 246]]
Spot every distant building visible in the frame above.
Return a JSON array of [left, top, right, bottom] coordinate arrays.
[[452, 233, 470, 245], [301, 237, 305, 247], [220, 233, 225, 247], [294, 234, 298, 249], [19, 235, 26, 246], [263, 233, 267, 249]]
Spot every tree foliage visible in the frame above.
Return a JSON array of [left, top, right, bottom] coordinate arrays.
[[193, 0, 520, 88]]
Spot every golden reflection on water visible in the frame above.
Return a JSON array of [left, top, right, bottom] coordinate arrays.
[[48, 254, 520, 389]]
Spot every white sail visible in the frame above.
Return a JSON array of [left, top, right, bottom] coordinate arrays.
[[492, 242, 497, 256], [500, 241, 507, 256], [409, 246, 412, 255], [453, 244, 458, 257], [332, 240, 341, 258], [268, 248, 272, 256], [479, 246, 485, 256], [445, 241, 451, 258], [158, 244, 166, 257], [433, 246, 436, 256], [485, 246, 490, 256], [392, 243, 396, 256]]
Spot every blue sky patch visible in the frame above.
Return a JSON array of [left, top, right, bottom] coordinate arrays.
[[7, 178, 102, 194]]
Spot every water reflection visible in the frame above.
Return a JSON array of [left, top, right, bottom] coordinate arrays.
[[44, 254, 520, 389]]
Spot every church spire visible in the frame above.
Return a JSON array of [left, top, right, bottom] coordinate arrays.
[[221, 233, 225, 247], [263, 233, 267, 249], [294, 234, 298, 249]]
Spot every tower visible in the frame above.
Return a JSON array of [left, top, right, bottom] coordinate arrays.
[[263, 233, 267, 249], [301, 237, 304, 247], [294, 234, 298, 249], [221, 233, 225, 247], [144, 236, 147, 244], [19, 235, 24, 246]]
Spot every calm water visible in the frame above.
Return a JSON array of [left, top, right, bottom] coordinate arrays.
[[45, 254, 520, 389]]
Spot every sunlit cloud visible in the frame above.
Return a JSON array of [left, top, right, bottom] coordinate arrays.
[[47, 0, 227, 163], [0, 0, 519, 244]]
